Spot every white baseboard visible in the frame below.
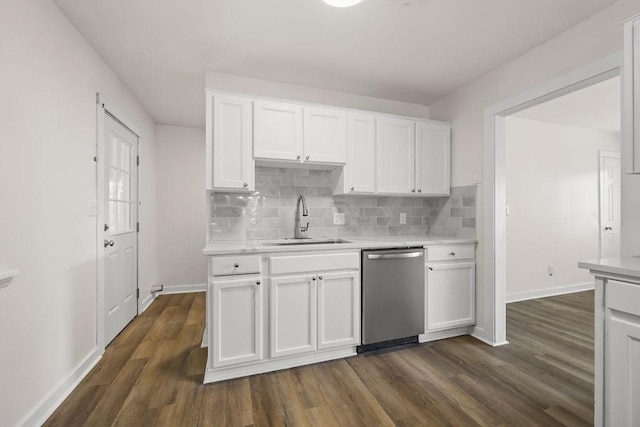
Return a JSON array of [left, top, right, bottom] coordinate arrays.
[[159, 283, 206, 295], [20, 347, 102, 427], [506, 282, 594, 304], [139, 293, 155, 313]]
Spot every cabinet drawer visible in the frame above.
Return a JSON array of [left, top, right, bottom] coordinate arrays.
[[426, 244, 475, 262], [270, 252, 359, 275], [607, 280, 640, 317], [211, 254, 261, 276]]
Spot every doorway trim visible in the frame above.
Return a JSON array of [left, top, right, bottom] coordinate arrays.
[[481, 53, 622, 346], [599, 150, 621, 258], [96, 93, 143, 352]]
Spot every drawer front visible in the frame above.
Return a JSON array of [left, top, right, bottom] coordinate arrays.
[[211, 254, 261, 276], [607, 280, 640, 317], [426, 244, 475, 262], [270, 252, 359, 275]]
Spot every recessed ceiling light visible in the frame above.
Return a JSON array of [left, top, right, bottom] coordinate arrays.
[[323, 0, 364, 7]]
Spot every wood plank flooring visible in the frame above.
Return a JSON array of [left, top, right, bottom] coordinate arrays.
[[45, 291, 594, 426]]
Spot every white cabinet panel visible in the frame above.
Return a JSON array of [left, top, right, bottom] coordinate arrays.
[[605, 279, 640, 426], [303, 107, 346, 164], [270, 275, 317, 358], [346, 113, 376, 193], [376, 117, 415, 194], [254, 100, 303, 161], [317, 271, 360, 350], [211, 277, 262, 367], [623, 17, 640, 173], [415, 121, 450, 195], [206, 93, 254, 191], [426, 261, 475, 331]]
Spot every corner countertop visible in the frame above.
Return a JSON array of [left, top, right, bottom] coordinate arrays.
[[578, 256, 640, 280], [203, 235, 477, 256]]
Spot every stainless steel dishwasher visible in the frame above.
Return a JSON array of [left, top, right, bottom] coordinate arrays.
[[360, 248, 425, 351]]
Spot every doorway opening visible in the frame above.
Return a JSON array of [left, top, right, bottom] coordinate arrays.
[[96, 94, 141, 351], [504, 77, 620, 304], [481, 53, 621, 345]]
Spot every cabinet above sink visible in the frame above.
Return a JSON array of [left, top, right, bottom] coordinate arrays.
[[205, 90, 451, 196]]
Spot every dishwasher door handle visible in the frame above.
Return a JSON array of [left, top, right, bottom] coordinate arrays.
[[367, 252, 423, 260]]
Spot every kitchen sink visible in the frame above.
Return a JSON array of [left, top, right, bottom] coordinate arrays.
[[261, 238, 351, 246]]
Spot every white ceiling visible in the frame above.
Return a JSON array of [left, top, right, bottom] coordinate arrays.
[[513, 76, 620, 133], [53, 0, 619, 128]]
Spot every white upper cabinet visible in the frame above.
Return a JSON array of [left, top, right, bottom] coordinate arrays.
[[415, 121, 451, 195], [376, 116, 415, 194], [206, 93, 254, 191], [303, 107, 347, 164], [253, 100, 303, 161], [332, 112, 376, 194], [623, 17, 640, 173], [253, 101, 346, 165]]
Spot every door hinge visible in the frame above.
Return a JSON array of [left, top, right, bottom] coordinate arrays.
[[136, 288, 140, 299], [136, 222, 140, 233], [136, 156, 140, 166], [94, 156, 97, 162], [104, 223, 109, 232]]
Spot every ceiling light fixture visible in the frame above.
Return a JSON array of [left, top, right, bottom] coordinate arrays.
[[322, 0, 364, 7]]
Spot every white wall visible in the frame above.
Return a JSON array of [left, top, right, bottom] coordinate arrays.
[[205, 71, 431, 119], [0, 1, 157, 425], [505, 118, 619, 301], [428, 0, 640, 341], [156, 125, 208, 287]]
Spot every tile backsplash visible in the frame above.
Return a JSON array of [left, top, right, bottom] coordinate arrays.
[[209, 167, 476, 241]]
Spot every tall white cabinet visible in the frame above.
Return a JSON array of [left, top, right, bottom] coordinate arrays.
[[206, 93, 254, 191], [624, 16, 640, 174]]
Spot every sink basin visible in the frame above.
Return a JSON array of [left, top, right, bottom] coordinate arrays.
[[261, 238, 351, 246]]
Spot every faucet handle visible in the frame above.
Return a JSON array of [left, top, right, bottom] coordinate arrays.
[[300, 222, 309, 232]]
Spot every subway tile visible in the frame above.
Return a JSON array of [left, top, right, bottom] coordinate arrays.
[[450, 207, 465, 217], [462, 196, 476, 207], [462, 218, 476, 228]]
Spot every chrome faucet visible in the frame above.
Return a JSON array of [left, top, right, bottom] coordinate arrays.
[[294, 195, 309, 239]]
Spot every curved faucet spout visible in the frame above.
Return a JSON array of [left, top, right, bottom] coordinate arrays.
[[295, 195, 309, 238]]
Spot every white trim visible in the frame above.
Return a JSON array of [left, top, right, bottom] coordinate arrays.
[[20, 348, 102, 427], [418, 326, 473, 343], [506, 282, 595, 304], [483, 53, 622, 346], [159, 284, 206, 295], [139, 293, 155, 313], [204, 346, 355, 383], [471, 328, 509, 347]]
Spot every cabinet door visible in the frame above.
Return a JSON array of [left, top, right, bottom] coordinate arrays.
[[376, 117, 415, 194], [303, 107, 346, 164], [207, 94, 254, 191], [605, 280, 640, 426], [426, 262, 475, 331], [254, 100, 303, 161], [270, 275, 317, 358], [317, 271, 360, 350], [415, 121, 450, 195], [210, 277, 262, 368], [345, 113, 376, 193]]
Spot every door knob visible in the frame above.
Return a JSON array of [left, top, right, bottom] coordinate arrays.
[[605, 226, 613, 231], [104, 239, 115, 248]]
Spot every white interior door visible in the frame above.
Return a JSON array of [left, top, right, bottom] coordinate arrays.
[[104, 114, 138, 345], [600, 152, 621, 259]]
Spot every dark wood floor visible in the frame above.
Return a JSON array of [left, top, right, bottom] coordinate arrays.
[[45, 291, 594, 426]]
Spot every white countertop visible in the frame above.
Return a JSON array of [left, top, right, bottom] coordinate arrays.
[[578, 256, 640, 279], [203, 235, 477, 255]]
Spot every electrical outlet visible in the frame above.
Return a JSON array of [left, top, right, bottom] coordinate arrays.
[[400, 212, 407, 225], [333, 212, 345, 225], [548, 265, 554, 276]]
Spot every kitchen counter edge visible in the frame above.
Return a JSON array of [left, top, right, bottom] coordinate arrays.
[[203, 236, 477, 255], [578, 256, 640, 280]]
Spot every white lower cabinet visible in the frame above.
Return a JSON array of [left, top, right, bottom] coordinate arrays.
[[210, 276, 262, 368], [424, 244, 476, 334], [604, 279, 640, 426], [270, 275, 317, 358], [270, 269, 360, 358]]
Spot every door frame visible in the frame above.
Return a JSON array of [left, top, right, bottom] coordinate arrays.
[[96, 93, 142, 352], [481, 53, 621, 346], [599, 150, 621, 258]]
